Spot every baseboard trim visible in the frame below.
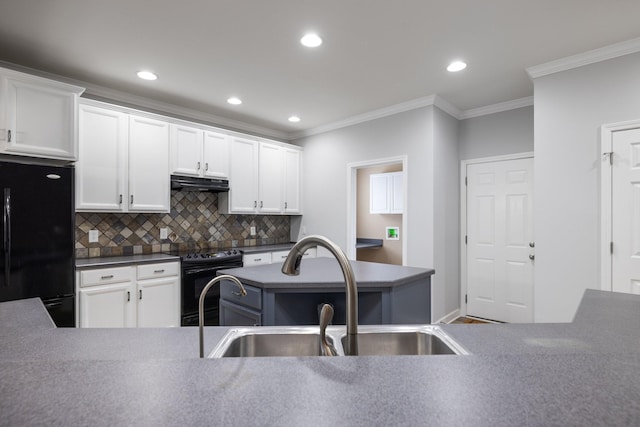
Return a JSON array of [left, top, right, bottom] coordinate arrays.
[[437, 308, 461, 324]]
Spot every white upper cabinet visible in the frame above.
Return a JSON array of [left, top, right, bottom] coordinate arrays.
[[170, 124, 202, 177], [203, 131, 230, 178], [258, 142, 284, 214], [283, 147, 302, 214], [76, 103, 128, 211], [0, 67, 84, 161], [220, 138, 303, 215], [170, 124, 230, 179], [370, 172, 404, 214], [76, 100, 170, 213], [222, 136, 259, 213], [128, 115, 170, 212]]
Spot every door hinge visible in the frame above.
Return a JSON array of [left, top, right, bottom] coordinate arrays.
[[610, 241, 613, 254], [465, 294, 468, 304], [465, 235, 468, 245]]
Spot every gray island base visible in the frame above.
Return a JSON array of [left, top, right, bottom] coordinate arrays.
[[218, 257, 435, 326]]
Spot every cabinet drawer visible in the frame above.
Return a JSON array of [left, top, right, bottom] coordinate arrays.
[[137, 261, 179, 280], [270, 250, 290, 264], [220, 281, 261, 310], [80, 266, 133, 287], [243, 253, 272, 266]]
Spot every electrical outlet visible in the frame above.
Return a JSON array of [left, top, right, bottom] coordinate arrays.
[[250, 226, 256, 236], [88, 230, 99, 243], [160, 227, 169, 239]]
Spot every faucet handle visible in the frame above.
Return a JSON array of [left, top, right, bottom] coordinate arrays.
[[319, 304, 338, 356]]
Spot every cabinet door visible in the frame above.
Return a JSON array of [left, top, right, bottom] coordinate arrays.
[[203, 131, 230, 178], [220, 300, 262, 326], [78, 282, 136, 328], [137, 276, 180, 327], [370, 173, 390, 213], [227, 137, 259, 213], [258, 142, 283, 213], [390, 172, 404, 213], [283, 148, 302, 214], [0, 71, 83, 160], [76, 103, 128, 211], [128, 115, 170, 212], [170, 124, 203, 177]]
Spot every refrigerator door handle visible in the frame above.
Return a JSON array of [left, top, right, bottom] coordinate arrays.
[[3, 188, 10, 287]]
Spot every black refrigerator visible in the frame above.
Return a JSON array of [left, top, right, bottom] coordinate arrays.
[[1, 160, 75, 327]]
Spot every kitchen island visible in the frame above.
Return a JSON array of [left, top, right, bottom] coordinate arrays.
[[1, 290, 640, 426], [217, 257, 434, 326]]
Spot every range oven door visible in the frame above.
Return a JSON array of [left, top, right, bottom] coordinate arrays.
[[181, 263, 241, 326]]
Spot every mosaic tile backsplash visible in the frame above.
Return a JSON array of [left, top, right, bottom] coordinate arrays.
[[75, 191, 291, 258]]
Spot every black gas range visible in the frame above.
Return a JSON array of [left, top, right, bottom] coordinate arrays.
[[171, 249, 244, 326]]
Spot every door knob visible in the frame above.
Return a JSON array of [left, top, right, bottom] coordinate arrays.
[[529, 254, 535, 260]]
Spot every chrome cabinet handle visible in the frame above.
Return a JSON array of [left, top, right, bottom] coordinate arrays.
[[7, 130, 11, 142], [130, 195, 134, 204], [154, 269, 165, 274], [284, 202, 288, 209], [529, 242, 535, 248], [205, 163, 209, 171], [139, 290, 142, 300], [127, 291, 130, 302], [254, 201, 257, 208], [119, 194, 123, 204], [101, 275, 114, 279], [197, 161, 201, 170], [260, 201, 263, 208], [529, 254, 535, 260]]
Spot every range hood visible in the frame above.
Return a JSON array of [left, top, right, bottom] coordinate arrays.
[[170, 175, 229, 192]]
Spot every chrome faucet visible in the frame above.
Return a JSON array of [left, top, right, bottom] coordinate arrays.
[[282, 235, 358, 355], [199, 275, 247, 358]]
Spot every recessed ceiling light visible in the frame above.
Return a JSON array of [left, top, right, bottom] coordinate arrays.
[[137, 70, 158, 80], [447, 61, 467, 72], [300, 33, 322, 48], [288, 116, 301, 123], [227, 97, 242, 105]]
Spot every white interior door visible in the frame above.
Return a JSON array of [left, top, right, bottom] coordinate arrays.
[[611, 127, 640, 294], [466, 157, 534, 323]]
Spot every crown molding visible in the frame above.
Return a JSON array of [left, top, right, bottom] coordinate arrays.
[[289, 94, 464, 140], [0, 60, 289, 140], [459, 96, 533, 120], [526, 36, 640, 79]]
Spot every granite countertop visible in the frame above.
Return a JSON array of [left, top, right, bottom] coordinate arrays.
[[218, 257, 435, 289], [75, 244, 296, 268], [1, 290, 639, 426], [76, 253, 180, 269]]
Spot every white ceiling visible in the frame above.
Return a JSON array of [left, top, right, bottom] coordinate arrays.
[[2, 0, 640, 139]]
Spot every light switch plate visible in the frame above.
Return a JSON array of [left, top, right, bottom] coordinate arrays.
[[250, 226, 256, 236], [88, 230, 99, 243], [160, 227, 169, 239]]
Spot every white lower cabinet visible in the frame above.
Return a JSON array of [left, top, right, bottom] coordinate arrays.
[[78, 262, 180, 328], [243, 248, 317, 266]]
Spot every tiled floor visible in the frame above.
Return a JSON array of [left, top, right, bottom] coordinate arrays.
[[449, 316, 493, 324]]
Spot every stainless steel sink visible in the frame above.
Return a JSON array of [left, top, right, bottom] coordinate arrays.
[[342, 325, 468, 356], [208, 325, 468, 358], [209, 327, 332, 357]]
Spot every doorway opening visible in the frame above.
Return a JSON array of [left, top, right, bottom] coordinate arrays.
[[346, 156, 408, 265]]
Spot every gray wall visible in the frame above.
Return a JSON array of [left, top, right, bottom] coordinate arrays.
[[533, 52, 640, 322], [459, 106, 534, 160], [294, 105, 463, 322], [434, 107, 460, 319]]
